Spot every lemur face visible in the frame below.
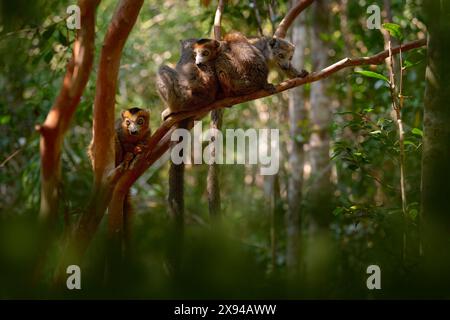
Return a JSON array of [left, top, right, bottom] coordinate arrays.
[[121, 108, 150, 139], [193, 39, 220, 66], [269, 37, 296, 71]]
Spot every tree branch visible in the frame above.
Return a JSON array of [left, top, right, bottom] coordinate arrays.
[[213, 0, 224, 40], [274, 0, 315, 38]]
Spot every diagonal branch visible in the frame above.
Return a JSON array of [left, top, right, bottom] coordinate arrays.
[[274, 0, 315, 38]]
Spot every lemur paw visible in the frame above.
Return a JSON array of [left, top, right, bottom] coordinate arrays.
[[298, 69, 309, 78], [134, 145, 143, 154], [264, 83, 277, 94], [123, 152, 134, 170]]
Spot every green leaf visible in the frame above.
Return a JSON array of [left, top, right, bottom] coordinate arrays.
[[409, 209, 418, 221], [0, 115, 11, 125], [412, 128, 423, 137], [44, 51, 53, 63], [333, 207, 345, 216], [403, 140, 417, 147], [58, 29, 69, 47], [41, 24, 56, 40], [355, 70, 389, 83], [382, 23, 403, 40]]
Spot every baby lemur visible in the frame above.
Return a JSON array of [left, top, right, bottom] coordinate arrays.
[[249, 36, 309, 79], [193, 32, 276, 98], [157, 39, 218, 120]]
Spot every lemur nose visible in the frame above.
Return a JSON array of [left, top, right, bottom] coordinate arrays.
[[130, 129, 138, 135]]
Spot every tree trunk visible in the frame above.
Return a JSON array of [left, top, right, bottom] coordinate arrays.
[[55, 0, 144, 280], [38, 0, 100, 222], [207, 109, 222, 218], [168, 120, 188, 225], [286, 9, 307, 272], [307, 0, 333, 227], [421, 1, 450, 266], [207, 1, 225, 219]]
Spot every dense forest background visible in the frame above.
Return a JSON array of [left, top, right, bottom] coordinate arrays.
[[0, 0, 449, 299]]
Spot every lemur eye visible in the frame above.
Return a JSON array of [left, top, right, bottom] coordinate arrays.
[[125, 120, 131, 126], [137, 117, 144, 125], [202, 51, 209, 57], [278, 53, 285, 59]]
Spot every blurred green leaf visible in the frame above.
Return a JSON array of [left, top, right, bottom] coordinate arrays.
[[0, 114, 11, 124], [382, 22, 403, 40], [355, 70, 389, 83], [412, 128, 423, 137]]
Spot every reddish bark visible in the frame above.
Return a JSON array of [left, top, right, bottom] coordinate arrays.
[[55, 0, 144, 279], [37, 0, 100, 221]]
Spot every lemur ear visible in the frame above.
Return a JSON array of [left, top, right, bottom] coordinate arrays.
[[121, 110, 126, 119], [269, 38, 277, 47], [213, 40, 220, 48]]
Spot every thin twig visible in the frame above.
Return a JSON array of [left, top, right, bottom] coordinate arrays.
[[0, 148, 22, 167]]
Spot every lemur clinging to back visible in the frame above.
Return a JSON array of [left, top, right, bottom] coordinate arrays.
[[157, 39, 219, 120], [193, 32, 276, 98]]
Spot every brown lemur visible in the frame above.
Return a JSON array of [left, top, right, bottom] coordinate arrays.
[[87, 108, 150, 246], [87, 107, 151, 169], [249, 36, 309, 79], [193, 32, 276, 98], [115, 107, 151, 169], [157, 39, 219, 120], [114, 107, 151, 248]]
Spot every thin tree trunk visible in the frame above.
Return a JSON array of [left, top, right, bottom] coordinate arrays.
[[308, 0, 333, 227], [168, 119, 190, 225], [270, 174, 281, 272], [286, 8, 307, 272], [208, 0, 224, 218]]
